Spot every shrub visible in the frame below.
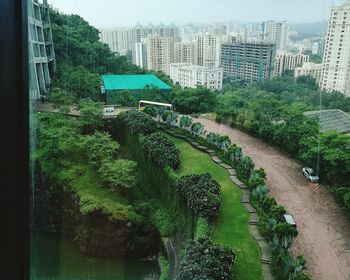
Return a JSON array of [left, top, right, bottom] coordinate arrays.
[[143, 132, 181, 170], [175, 173, 221, 220], [98, 159, 137, 190], [176, 238, 235, 280], [143, 105, 158, 117], [252, 185, 269, 201], [118, 110, 158, 135], [79, 132, 119, 167], [261, 197, 278, 213], [190, 122, 205, 136], [248, 168, 267, 189], [228, 144, 243, 165], [179, 116, 193, 130], [237, 156, 255, 179]]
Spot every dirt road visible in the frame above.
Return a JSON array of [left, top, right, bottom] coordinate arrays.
[[197, 117, 350, 280]]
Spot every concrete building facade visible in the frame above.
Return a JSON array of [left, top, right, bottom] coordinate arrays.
[[28, 0, 56, 100], [174, 42, 195, 64], [134, 41, 147, 68], [274, 51, 310, 75], [294, 62, 323, 83], [221, 42, 276, 84], [170, 63, 223, 90], [146, 34, 175, 75], [261, 21, 289, 51], [100, 24, 179, 61], [194, 33, 222, 68], [320, 0, 350, 96]]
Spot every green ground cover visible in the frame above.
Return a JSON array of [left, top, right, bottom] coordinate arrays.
[[55, 152, 132, 220], [169, 136, 262, 280]]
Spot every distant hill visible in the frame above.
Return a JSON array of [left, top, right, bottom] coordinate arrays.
[[290, 21, 328, 39]]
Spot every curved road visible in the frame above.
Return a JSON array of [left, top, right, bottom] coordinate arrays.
[[197, 117, 350, 280]]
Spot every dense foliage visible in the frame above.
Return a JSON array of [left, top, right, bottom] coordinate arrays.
[[49, 7, 145, 102], [143, 132, 181, 170], [175, 173, 221, 220], [78, 132, 137, 190], [216, 73, 350, 196], [117, 110, 158, 135], [176, 238, 235, 280], [50, 8, 144, 75], [173, 87, 217, 113]]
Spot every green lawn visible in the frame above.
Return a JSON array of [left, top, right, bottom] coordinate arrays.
[[169, 136, 262, 280]]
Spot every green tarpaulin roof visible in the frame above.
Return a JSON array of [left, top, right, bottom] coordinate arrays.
[[101, 74, 171, 91]]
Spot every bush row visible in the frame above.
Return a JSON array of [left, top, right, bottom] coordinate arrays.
[[117, 109, 158, 135], [117, 111, 234, 279], [160, 119, 311, 280]]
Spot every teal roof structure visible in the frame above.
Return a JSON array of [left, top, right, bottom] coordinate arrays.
[[101, 74, 171, 91]]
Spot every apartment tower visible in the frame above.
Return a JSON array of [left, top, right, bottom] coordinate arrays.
[[320, 0, 350, 96], [221, 42, 276, 84]]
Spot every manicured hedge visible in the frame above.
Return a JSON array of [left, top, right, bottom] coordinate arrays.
[[175, 173, 221, 220], [143, 132, 181, 170], [176, 238, 235, 280], [117, 109, 158, 135]]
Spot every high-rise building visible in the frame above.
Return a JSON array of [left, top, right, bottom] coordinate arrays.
[[146, 34, 175, 75], [206, 24, 227, 36], [320, 0, 350, 96], [170, 63, 223, 90], [134, 41, 147, 68], [295, 62, 323, 83], [100, 24, 179, 61], [261, 21, 289, 51], [274, 51, 310, 75], [174, 42, 195, 64], [221, 42, 276, 84], [28, 0, 56, 100], [194, 33, 222, 68]]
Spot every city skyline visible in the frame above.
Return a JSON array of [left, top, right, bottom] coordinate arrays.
[[49, 0, 345, 28]]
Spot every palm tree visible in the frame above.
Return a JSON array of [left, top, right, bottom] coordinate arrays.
[[206, 132, 219, 147], [190, 122, 205, 137], [166, 112, 178, 126], [179, 116, 193, 130], [252, 185, 269, 201]]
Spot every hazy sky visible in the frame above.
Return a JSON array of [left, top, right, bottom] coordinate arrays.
[[49, 0, 345, 28]]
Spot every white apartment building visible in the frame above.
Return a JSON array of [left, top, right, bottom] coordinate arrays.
[[320, 0, 350, 96], [274, 51, 310, 75], [262, 21, 289, 51], [174, 42, 195, 64], [100, 24, 179, 61], [194, 33, 222, 68], [295, 62, 323, 83], [146, 34, 175, 75], [170, 63, 223, 90], [134, 41, 147, 68]]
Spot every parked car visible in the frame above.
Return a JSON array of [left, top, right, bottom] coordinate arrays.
[[104, 107, 115, 114], [302, 167, 319, 183]]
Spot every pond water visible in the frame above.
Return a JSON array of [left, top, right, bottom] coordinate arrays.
[[30, 232, 160, 280]]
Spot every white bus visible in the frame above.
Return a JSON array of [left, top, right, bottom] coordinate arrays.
[[138, 100, 173, 111]]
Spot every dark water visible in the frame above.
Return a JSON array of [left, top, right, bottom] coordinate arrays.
[[30, 232, 160, 280]]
